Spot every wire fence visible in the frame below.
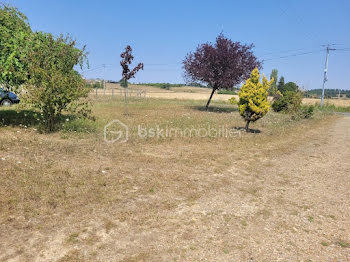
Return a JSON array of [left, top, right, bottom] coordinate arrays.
[[92, 88, 149, 98], [91, 87, 216, 98]]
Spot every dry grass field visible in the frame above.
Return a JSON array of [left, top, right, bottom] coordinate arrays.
[[97, 83, 350, 107], [303, 97, 350, 107], [0, 97, 349, 261]]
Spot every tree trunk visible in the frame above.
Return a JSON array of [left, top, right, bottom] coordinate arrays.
[[245, 120, 250, 132], [205, 88, 216, 111], [124, 80, 128, 115]]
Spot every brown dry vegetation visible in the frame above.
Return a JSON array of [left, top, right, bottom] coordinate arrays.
[[0, 97, 349, 261]]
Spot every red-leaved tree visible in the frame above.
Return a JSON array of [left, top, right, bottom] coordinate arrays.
[[120, 45, 144, 86], [120, 45, 143, 115], [183, 33, 262, 110]]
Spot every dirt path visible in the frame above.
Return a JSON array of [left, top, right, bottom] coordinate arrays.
[[1, 116, 349, 261], [171, 115, 350, 261], [121, 114, 349, 261]]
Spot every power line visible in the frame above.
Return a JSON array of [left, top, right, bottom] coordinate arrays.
[[261, 48, 309, 56], [82, 45, 349, 84], [103, 62, 182, 67], [334, 48, 350, 51], [81, 66, 104, 73], [262, 49, 324, 62]]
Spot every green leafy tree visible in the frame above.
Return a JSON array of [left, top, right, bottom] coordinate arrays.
[[237, 68, 272, 132], [24, 32, 91, 132], [269, 69, 278, 94], [0, 4, 32, 90], [120, 78, 128, 88], [277, 76, 285, 94], [92, 81, 103, 89], [281, 81, 299, 94]]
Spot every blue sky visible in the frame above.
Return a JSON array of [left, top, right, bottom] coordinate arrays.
[[5, 0, 350, 90]]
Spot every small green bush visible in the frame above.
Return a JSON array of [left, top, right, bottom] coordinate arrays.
[[272, 97, 288, 112], [299, 105, 314, 119], [92, 81, 104, 89], [272, 91, 302, 113], [272, 91, 314, 119], [160, 83, 171, 90]]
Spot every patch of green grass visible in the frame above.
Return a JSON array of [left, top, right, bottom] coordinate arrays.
[[320, 241, 329, 247], [218, 90, 237, 95], [314, 103, 350, 113], [337, 240, 350, 248], [67, 232, 80, 243], [241, 220, 248, 227], [61, 118, 98, 133], [308, 216, 314, 222]]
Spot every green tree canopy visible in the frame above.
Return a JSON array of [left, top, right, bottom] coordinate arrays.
[[269, 69, 279, 96], [24, 32, 90, 131], [270, 69, 278, 89], [277, 76, 285, 93], [280, 81, 299, 94], [0, 4, 32, 89]]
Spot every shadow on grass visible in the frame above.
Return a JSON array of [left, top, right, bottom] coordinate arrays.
[[190, 105, 238, 113], [232, 126, 261, 133], [0, 108, 98, 133], [0, 109, 40, 127], [0, 109, 88, 132]]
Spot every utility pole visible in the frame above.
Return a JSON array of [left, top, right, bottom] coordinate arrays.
[[321, 45, 336, 106]]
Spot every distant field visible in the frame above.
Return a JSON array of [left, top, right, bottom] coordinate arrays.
[[95, 84, 350, 107], [95, 83, 236, 102], [303, 97, 350, 107]]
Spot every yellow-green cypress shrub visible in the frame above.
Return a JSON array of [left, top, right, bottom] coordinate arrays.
[[238, 68, 272, 131]]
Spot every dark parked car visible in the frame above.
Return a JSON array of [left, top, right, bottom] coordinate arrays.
[[0, 88, 20, 106]]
